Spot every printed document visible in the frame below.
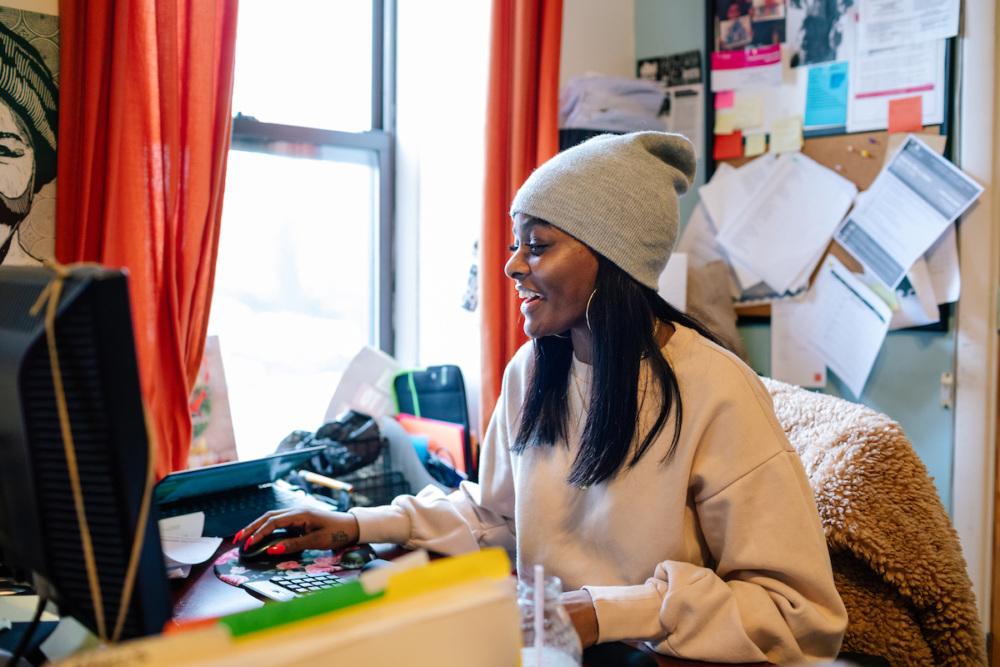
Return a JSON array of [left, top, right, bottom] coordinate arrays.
[[834, 134, 983, 289], [716, 152, 857, 295]]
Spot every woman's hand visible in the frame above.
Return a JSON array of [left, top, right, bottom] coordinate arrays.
[[561, 588, 599, 648], [235, 507, 360, 553]]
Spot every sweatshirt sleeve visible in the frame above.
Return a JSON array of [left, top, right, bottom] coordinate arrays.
[[348, 354, 522, 557], [584, 451, 847, 664]]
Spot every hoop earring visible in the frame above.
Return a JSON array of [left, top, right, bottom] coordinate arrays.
[[553, 331, 569, 339], [585, 289, 597, 332]]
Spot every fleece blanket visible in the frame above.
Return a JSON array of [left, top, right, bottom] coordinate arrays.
[[762, 377, 986, 667]]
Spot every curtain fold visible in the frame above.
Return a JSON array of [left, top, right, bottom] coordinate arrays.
[[56, 0, 238, 478], [480, 0, 562, 437]]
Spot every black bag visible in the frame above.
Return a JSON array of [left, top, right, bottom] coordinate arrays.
[[276, 410, 383, 478]]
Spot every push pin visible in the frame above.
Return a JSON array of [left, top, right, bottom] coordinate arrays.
[[846, 145, 854, 152], [861, 149, 871, 158]]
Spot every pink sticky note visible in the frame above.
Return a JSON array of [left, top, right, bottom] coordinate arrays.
[[888, 96, 923, 134], [715, 91, 735, 109]]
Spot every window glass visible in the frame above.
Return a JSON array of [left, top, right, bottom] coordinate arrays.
[[231, 0, 374, 132], [208, 146, 377, 457]]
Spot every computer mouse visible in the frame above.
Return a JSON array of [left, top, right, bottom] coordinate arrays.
[[238, 528, 301, 564], [339, 543, 377, 569]]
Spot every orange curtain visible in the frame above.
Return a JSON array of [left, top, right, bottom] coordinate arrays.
[[480, 0, 563, 436], [56, 0, 238, 478]]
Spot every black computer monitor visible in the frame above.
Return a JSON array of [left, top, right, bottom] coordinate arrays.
[[0, 265, 171, 641]]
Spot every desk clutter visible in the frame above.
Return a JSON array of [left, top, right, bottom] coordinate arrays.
[[51, 549, 522, 667]]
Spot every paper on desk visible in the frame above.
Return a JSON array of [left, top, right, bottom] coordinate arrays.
[[0, 596, 60, 623], [717, 152, 857, 295], [159, 512, 223, 578], [834, 134, 983, 289], [323, 345, 405, 423], [770, 297, 826, 389], [858, 0, 959, 51], [805, 255, 892, 398]]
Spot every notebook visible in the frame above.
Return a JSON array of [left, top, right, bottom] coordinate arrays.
[[155, 446, 327, 538]]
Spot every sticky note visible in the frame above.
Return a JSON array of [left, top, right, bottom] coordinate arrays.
[[744, 133, 767, 156], [714, 112, 735, 135], [734, 97, 764, 129], [713, 131, 743, 160], [888, 96, 923, 134], [769, 115, 803, 153], [714, 90, 735, 109]]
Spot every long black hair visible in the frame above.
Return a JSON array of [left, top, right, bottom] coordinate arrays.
[[512, 255, 725, 487]]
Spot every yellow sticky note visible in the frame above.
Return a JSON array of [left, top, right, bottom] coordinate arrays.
[[769, 115, 803, 153], [734, 97, 763, 130], [714, 112, 735, 135], [744, 133, 767, 156]]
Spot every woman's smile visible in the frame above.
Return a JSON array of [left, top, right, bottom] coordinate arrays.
[[504, 213, 598, 341]]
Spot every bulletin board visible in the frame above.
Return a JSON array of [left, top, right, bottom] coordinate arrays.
[[701, 0, 958, 325]]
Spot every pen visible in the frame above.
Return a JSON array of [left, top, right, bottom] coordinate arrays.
[[301, 470, 354, 493]]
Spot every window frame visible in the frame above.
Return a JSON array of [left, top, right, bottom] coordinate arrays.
[[227, 0, 397, 354]]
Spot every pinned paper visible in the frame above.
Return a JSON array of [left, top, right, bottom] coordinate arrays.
[[804, 62, 849, 128], [715, 90, 735, 108], [734, 97, 763, 129], [713, 131, 743, 160], [714, 112, 735, 135], [888, 96, 923, 133], [769, 115, 803, 153], [744, 133, 767, 157]]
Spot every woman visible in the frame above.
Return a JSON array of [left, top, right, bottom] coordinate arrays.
[[239, 132, 848, 663]]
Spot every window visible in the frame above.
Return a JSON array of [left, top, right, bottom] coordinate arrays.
[[209, 0, 394, 460]]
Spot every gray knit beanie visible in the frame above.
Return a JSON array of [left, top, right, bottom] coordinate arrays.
[[509, 131, 696, 291]]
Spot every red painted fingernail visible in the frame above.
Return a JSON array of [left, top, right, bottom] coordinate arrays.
[[266, 543, 286, 555], [233, 530, 244, 544], [244, 534, 254, 547]]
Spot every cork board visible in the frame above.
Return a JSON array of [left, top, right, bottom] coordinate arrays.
[[720, 126, 943, 317]]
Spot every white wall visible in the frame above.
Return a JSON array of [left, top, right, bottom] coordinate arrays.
[[559, 0, 635, 87], [952, 0, 998, 623]]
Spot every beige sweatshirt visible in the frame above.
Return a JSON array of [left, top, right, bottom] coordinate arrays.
[[351, 325, 847, 663]]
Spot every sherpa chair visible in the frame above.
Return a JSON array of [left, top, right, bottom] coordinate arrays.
[[761, 377, 986, 667]]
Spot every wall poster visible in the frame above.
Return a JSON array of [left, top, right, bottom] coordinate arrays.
[[0, 4, 58, 267]]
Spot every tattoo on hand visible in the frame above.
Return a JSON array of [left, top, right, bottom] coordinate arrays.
[[331, 530, 349, 546]]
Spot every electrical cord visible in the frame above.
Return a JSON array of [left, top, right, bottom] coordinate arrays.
[[6, 594, 46, 667]]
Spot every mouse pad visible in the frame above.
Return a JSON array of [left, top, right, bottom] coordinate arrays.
[[213, 545, 370, 588]]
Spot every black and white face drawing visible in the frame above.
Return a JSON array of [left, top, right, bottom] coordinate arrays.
[[0, 8, 58, 267]]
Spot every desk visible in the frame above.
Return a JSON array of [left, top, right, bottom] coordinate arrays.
[[171, 543, 766, 667]]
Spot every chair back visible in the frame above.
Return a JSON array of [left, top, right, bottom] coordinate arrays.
[[762, 377, 986, 667]]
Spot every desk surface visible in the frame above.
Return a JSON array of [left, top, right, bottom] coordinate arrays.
[[171, 543, 767, 667]]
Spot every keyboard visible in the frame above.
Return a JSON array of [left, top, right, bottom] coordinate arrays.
[[242, 571, 347, 602], [157, 482, 316, 537]]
